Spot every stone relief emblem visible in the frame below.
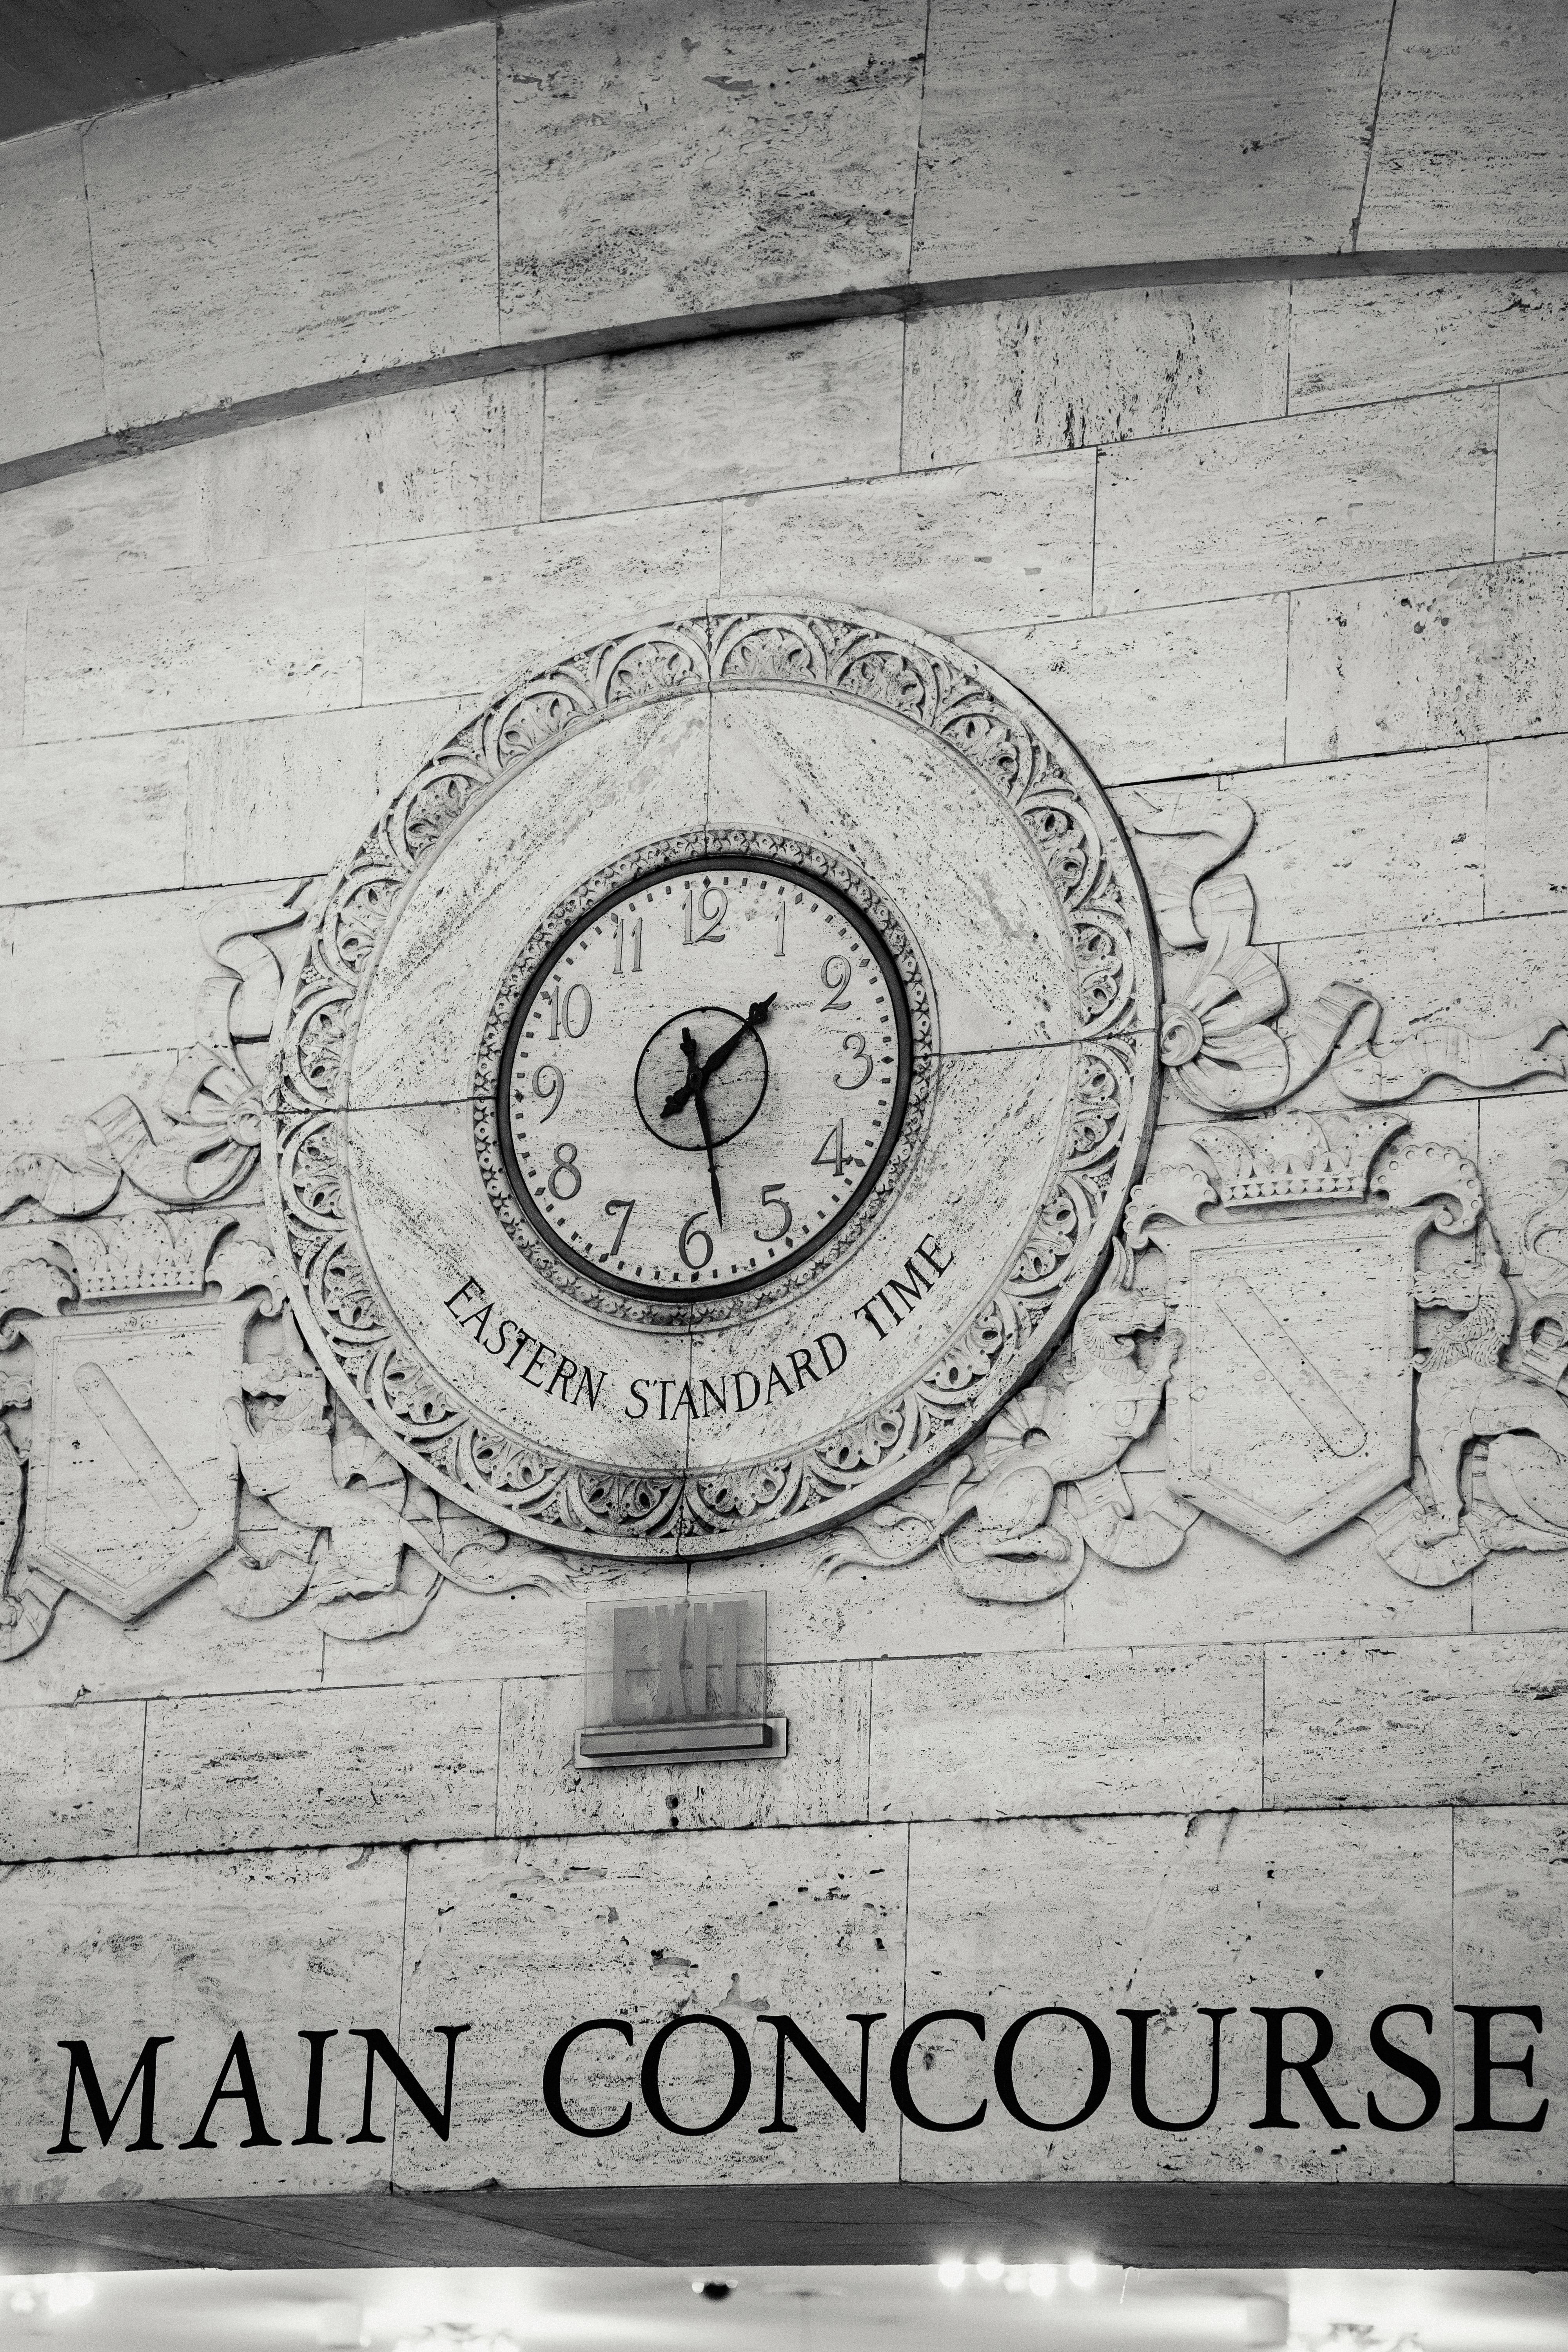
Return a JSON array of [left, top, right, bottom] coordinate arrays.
[[2, 619, 1566, 1662], [1132, 1112, 1483, 1552]]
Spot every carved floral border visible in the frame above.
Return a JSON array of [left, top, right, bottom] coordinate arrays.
[[263, 610, 1161, 1555]]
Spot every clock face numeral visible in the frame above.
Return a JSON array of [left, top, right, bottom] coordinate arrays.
[[548, 1140, 582, 1200], [753, 1181, 792, 1244], [545, 980, 593, 1040], [679, 1209, 714, 1269], [501, 858, 912, 1300], [812, 1120, 847, 1180], [835, 1033, 873, 1091], [611, 913, 643, 976], [682, 880, 728, 946]]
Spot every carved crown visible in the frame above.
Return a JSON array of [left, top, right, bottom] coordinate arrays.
[[68, 1210, 235, 1301], [1192, 1111, 1408, 1206]]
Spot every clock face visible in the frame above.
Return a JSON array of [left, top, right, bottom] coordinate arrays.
[[496, 857, 912, 1301]]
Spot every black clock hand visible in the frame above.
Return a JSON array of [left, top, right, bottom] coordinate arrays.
[[679, 1027, 725, 1227], [660, 994, 777, 1122]]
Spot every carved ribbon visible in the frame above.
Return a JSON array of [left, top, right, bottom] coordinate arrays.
[[1131, 793, 1567, 1114], [1332, 1010, 1568, 1103], [0, 885, 307, 1221]]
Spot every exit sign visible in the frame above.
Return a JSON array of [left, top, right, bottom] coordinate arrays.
[[576, 1592, 786, 1766]]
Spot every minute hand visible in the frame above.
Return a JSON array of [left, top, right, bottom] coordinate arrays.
[[660, 992, 777, 1122]]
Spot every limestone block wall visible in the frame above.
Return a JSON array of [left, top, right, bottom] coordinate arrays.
[[4, 259, 1568, 2231], [4, 0, 1568, 470]]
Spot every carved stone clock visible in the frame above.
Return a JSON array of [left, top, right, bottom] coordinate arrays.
[[263, 610, 1160, 1560]]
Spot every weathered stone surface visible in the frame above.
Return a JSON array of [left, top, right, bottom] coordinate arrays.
[[1113, 748, 1488, 948], [0, 1047, 178, 1172], [719, 450, 1095, 636], [0, 592, 23, 749], [4, 447, 205, 586], [718, 1541, 1071, 1673], [197, 377, 545, 565], [85, 27, 499, 429], [1290, 274, 1568, 412], [1357, 0, 1568, 250], [0, 125, 105, 465], [1473, 1550, 1568, 1639], [139, 1682, 502, 1855], [1265, 1637, 1568, 1808], [0, 1847, 407, 2199], [184, 701, 468, 889], [870, 1646, 1262, 1822], [395, 1826, 906, 2187], [1481, 736, 1568, 921], [0, 1700, 145, 1861], [1065, 1492, 1471, 1650], [0, 735, 188, 907], [903, 1809, 1453, 2179], [497, 1662, 871, 1837], [1286, 557, 1568, 762], [913, 0, 1390, 280], [497, 0, 926, 340], [961, 596, 1287, 787], [541, 320, 903, 519], [1277, 913, 1568, 1085], [1093, 392, 1498, 612], [0, 883, 301, 1062], [1497, 378, 1568, 563], [1454, 1809, 1568, 2178], [0, 1583, 325, 1713], [903, 283, 1289, 469], [362, 506, 722, 704], [319, 1566, 691, 1691], [24, 549, 367, 744]]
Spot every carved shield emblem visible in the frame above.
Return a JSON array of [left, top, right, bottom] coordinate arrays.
[[1160, 1209, 1425, 1554], [25, 1303, 248, 1619]]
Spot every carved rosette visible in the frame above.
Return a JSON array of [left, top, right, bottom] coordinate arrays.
[[263, 610, 1160, 1556]]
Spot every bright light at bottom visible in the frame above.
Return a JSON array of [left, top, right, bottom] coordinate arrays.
[[976, 2256, 1005, 2284], [1067, 2255, 1098, 2291], [936, 2260, 966, 2291], [46, 2278, 93, 2316], [1030, 2265, 1058, 2299]]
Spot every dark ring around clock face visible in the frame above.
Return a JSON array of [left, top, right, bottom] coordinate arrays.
[[491, 850, 917, 1305]]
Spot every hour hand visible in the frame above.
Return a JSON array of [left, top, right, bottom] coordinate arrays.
[[661, 1030, 703, 1122]]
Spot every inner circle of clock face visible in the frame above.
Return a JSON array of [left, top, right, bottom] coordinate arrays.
[[632, 1007, 769, 1152], [495, 855, 913, 1300]]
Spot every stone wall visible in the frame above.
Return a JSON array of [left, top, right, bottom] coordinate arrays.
[[4, 255, 1568, 2245], [5, 0, 1568, 468]]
